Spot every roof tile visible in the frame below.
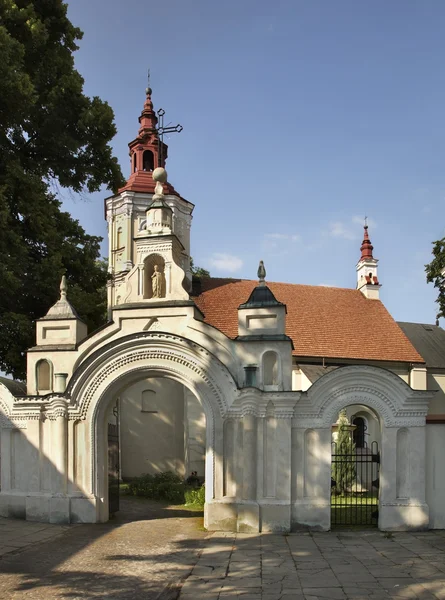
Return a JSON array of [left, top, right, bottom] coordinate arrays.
[[192, 278, 424, 364]]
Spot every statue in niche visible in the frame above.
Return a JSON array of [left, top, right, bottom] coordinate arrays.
[[151, 264, 165, 298]]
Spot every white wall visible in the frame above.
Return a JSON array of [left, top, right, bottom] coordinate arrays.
[[427, 373, 445, 414], [426, 424, 445, 528], [119, 377, 186, 478], [184, 389, 206, 478]]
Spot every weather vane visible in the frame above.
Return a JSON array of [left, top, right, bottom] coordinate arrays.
[[145, 68, 183, 166]]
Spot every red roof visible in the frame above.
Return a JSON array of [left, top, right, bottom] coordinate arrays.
[[192, 278, 424, 364]]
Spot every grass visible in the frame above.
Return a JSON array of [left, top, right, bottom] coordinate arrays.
[[331, 493, 378, 527]]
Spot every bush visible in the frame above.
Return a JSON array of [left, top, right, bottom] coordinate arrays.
[[127, 471, 185, 502], [184, 484, 205, 507]]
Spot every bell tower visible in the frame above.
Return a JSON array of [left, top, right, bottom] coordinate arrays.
[[105, 83, 193, 307], [356, 222, 381, 299]]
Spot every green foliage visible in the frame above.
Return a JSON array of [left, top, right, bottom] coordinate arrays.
[[332, 410, 357, 496], [127, 472, 185, 503], [190, 257, 210, 279], [184, 484, 205, 507], [126, 472, 206, 507], [425, 237, 445, 320], [0, 0, 125, 378]]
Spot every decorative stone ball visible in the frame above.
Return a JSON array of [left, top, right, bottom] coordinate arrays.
[[152, 167, 168, 183]]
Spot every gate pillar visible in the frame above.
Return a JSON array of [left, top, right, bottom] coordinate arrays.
[[237, 412, 259, 532]]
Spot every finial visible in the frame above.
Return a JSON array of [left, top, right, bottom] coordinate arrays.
[[145, 68, 152, 96], [257, 260, 266, 286], [152, 167, 167, 197], [60, 275, 67, 300], [360, 221, 374, 260]]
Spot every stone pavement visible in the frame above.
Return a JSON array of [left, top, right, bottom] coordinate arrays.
[[1, 502, 445, 600], [0, 517, 69, 557], [0, 497, 208, 599], [180, 530, 445, 600]]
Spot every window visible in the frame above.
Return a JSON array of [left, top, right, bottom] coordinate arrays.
[[36, 359, 52, 392], [133, 153, 137, 172], [352, 416, 366, 448], [142, 150, 154, 172]]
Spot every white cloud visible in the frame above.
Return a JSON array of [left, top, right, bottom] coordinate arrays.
[[208, 253, 243, 273], [329, 221, 357, 241]]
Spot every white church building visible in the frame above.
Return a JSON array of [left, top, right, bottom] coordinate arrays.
[[1, 87, 445, 533]]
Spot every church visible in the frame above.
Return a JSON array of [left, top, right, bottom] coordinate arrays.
[[1, 86, 445, 533]]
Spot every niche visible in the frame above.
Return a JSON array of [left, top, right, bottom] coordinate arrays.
[[263, 351, 279, 387], [143, 254, 166, 299], [116, 226, 123, 249], [36, 359, 52, 393]]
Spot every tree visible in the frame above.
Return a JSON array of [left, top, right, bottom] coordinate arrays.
[[0, 1, 125, 380], [190, 257, 210, 279], [425, 237, 445, 321], [332, 410, 356, 496]]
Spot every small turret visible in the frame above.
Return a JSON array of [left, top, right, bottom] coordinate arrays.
[[36, 275, 88, 346]]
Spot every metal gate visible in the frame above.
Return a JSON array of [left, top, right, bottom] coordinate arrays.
[[331, 440, 380, 527], [108, 404, 120, 516]]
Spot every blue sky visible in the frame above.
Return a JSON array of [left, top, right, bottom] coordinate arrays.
[[64, 0, 445, 325]]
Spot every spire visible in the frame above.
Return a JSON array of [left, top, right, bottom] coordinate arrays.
[[118, 79, 181, 197], [360, 223, 374, 261], [356, 219, 381, 299], [43, 275, 80, 320], [239, 261, 284, 308]]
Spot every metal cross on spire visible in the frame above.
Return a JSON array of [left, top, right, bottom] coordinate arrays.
[[156, 108, 183, 167]]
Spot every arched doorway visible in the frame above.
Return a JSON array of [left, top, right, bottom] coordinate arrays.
[[293, 364, 432, 532], [68, 332, 234, 525], [104, 374, 206, 518], [331, 405, 381, 527]]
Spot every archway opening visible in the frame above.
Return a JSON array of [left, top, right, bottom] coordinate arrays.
[[104, 374, 207, 521], [142, 150, 154, 172], [330, 405, 381, 527]]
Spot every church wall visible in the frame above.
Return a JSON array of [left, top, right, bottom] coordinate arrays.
[[119, 377, 186, 479], [427, 372, 445, 414]]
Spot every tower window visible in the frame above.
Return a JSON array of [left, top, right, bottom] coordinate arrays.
[[142, 150, 154, 172], [133, 153, 137, 173]]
